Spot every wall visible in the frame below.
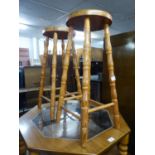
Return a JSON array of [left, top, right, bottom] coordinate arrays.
[[19, 48, 30, 66], [19, 36, 69, 66], [19, 36, 44, 65], [19, 37, 34, 65]]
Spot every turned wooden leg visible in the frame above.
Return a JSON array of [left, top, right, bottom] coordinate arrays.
[[119, 134, 129, 155], [50, 32, 58, 120], [81, 17, 91, 147], [62, 39, 67, 94], [72, 41, 82, 94], [56, 28, 73, 123], [61, 39, 65, 66], [29, 151, 39, 155], [104, 24, 120, 129], [38, 37, 49, 110]]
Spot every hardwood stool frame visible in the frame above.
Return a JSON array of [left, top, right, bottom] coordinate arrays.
[[61, 9, 123, 147], [20, 11, 130, 155], [38, 26, 82, 120], [38, 26, 68, 120]]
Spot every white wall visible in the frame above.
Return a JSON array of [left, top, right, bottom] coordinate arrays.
[[19, 36, 41, 65], [19, 36, 104, 66], [19, 36, 34, 65]]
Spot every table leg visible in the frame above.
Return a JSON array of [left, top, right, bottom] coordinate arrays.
[[29, 151, 39, 155], [19, 136, 26, 155], [119, 134, 129, 155]]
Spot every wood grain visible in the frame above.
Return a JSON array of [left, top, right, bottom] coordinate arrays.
[[89, 99, 103, 106], [38, 37, 49, 110], [119, 134, 129, 155], [50, 32, 58, 120], [81, 17, 91, 147], [88, 102, 114, 113], [19, 103, 130, 155], [62, 106, 81, 120], [29, 151, 39, 155], [56, 27, 74, 123], [64, 94, 82, 101], [61, 39, 65, 66], [72, 41, 82, 95], [42, 26, 68, 39], [104, 24, 120, 129], [66, 9, 112, 31]]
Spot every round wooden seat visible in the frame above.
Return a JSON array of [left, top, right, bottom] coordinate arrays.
[[66, 9, 112, 31], [42, 26, 68, 39]]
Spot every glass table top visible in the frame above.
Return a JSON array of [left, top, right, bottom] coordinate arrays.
[[32, 101, 113, 139]]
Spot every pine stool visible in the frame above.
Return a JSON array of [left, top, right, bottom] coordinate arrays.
[[38, 26, 82, 120], [56, 8, 130, 150], [19, 10, 131, 155], [38, 26, 68, 120]]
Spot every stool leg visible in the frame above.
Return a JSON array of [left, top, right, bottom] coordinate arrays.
[[38, 37, 49, 110], [72, 41, 82, 94], [104, 24, 120, 129], [119, 134, 129, 155], [56, 28, 73, 123], [62, 39, 67, 94], [81, 17, 91, 147], [50, 32, 58, 120], [61, 39, 65, 66]]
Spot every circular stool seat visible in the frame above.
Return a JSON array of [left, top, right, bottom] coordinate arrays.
[[66, 9, 112, 31], [42, 26, 68, 39]]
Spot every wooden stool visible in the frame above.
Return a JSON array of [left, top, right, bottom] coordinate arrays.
[[38, 26, 82, 120], [57, 9, 121, 147], [20, 11, 130, 154], [38, 26, 68, 120]]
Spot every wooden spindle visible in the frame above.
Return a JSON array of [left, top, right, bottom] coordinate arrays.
[[72, 41, 82, 95], [62, 38, 66, 108], [62, 107, 81, 120], [64, 94, 82, 101], [81, 17, 91, 147], [50, 91, 79, 99], [56, 27, 73, 123], [88, 102, 114, 113], [119, 134, 129, 155], [42, 95, 50, 102], [61, 39, 65, 66], [89, 99, 103, 106], [50, 32, 58, 120], [104, 24, 120, 129], [65, 91, 79, 96], [38, 37, 49, 110]]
